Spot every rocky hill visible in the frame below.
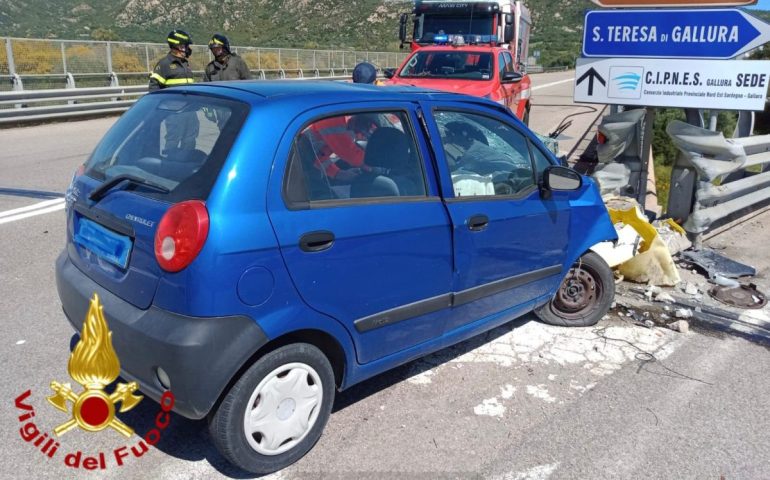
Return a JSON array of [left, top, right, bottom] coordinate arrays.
[[1, 0, 768, 66]]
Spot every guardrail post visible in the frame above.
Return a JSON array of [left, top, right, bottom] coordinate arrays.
[[10, 73, 23, 109], [144, 44, 150, 73], [258, 69, 266, 80], [279, 69, 286, 79], [65, 73, 76, 105], [314, 69, 320, 78], [298, 69, 304, 79]]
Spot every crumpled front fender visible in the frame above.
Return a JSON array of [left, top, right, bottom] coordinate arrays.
[[564, 176, 617, 268]]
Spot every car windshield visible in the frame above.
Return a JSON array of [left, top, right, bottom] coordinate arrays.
[[399, 51, 493, 81], [418, 15, 494, 42], [84, 93, 248, 202]]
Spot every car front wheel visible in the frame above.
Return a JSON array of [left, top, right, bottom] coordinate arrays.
[[209, 343, 335, 474], [535, 252, 614, 327]]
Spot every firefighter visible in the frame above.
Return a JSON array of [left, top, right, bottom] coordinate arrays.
[[149, 30, 198, 152], [149, 29, 195, 91], [203, 34, 252, 82]]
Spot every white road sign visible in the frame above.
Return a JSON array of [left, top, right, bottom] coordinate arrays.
[[574, 57, 770, 110]]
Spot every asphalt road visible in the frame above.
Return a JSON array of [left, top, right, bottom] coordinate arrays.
[[1, 73, 769, 479]]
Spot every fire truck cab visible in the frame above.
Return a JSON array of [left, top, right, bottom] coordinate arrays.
[[387, 0, 533, 124]]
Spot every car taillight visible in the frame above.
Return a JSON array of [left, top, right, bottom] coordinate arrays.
[[154, 200, 209, 272], [597, 132, 607, 145]]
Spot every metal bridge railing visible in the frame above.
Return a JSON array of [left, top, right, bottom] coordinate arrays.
[[0, 76, 354, 125], [1, 37, 407, 90]]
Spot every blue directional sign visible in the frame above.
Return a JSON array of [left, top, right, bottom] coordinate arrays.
[[583, 9, 770, 59]]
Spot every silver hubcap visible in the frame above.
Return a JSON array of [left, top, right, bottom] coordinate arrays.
[[243, 362, 323, 456]]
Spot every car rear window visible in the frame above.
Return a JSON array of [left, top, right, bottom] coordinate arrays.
[[84, 93, 248, 202]]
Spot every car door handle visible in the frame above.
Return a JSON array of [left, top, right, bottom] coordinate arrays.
[[467, 214, 489, 232], [299, 231, 335, 252]]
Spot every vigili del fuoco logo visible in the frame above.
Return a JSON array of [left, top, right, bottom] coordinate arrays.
[[14, 293, 176, 471]]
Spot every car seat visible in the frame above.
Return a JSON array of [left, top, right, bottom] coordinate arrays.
[[357, 127, 424, 197]]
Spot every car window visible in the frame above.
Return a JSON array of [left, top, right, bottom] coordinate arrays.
[[497, 53, 506, 80], [284, 111, 428, 204], [84, 94, 248, 202], [503, 52, 515, 73], [529, 140, 554, 176], [434, 110, 535, 197]]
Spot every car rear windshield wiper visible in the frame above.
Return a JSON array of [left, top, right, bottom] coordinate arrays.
[[89, 173, 171, 201]]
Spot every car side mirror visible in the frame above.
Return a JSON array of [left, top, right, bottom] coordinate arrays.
[[399, 13, 408, 44], [502, 71, 522, 83], [384, 68, 396, 79], [542, 166, 582, 192], [504, 25, 514, 44]]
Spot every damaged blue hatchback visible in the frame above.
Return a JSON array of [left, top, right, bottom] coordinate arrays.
[[56, 81, 617, 474]]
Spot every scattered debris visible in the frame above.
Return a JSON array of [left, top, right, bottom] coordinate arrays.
[[684, 283, 700, 295], [681, 248, 756, 279], [674, 308, 694, 319], [655, 292, 675, 303], [643, 320, 655, 329], [713, 275, 740, 288], [603, 198, 681, 286], [654, 218, 691, 255], [709, 284, 767, 310], [667, 320, 690, 333]]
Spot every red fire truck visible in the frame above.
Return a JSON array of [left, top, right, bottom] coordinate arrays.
[[386, 0, 533, 124]]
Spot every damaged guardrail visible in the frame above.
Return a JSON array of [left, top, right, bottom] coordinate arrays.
[[667, 120, 770, 245]]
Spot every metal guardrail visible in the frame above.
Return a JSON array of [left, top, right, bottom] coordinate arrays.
[[0, 76, 353, 125], [667, 120, 770, 245], [1, 37, 406, 84]]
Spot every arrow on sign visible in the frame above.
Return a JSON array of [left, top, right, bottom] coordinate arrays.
[[577, 68, 606, 96]]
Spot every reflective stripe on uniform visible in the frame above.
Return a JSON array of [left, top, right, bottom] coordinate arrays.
[[150, 72, 167, 84], [165, 78, 194, 85]]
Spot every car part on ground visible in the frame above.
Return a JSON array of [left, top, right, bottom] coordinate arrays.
[[681, 248, 757, 279], [709, 283, 767, 310]]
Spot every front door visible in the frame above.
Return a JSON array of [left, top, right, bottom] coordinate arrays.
[[267, 105, 453, 364], [426, 105, 572, 333]]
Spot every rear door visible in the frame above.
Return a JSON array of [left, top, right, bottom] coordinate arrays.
[[266, 104, 453, 364], [67, 93, 248, 309], [424, 103, 571, 333]]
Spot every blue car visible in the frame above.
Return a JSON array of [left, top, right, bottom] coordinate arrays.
[[56, 81, 617, 474]]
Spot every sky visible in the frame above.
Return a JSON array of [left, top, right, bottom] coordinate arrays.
[[748, 0, 770, 10]]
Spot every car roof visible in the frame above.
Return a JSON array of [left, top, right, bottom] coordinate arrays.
[[166, 80, 504, 111]]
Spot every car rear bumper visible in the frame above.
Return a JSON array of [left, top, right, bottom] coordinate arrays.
[[55, 250, 268, 420]]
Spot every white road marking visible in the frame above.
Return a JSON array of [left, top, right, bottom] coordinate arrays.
[[16, 340, 26, 345], [0, 199, 65, 225], [492, 463, 560, 480], [531, 78, 574, 91], [0, 198, 64, 218]]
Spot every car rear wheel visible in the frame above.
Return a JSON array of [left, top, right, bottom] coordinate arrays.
[[535, 252, 614, 327], [209, 343, 335, 474]]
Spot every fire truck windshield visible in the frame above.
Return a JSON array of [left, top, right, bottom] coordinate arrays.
[[418, 16, 494, 42], [399, 51, 493, 81]]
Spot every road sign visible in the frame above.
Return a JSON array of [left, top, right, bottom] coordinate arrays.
[[574, 57, 770, 110], [583, 9, 770, 59], [591, 0, 757, 6]]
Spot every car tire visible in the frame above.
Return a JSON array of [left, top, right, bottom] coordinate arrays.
[[209, 343, 335, 474], [535, 252, 614, 327]]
